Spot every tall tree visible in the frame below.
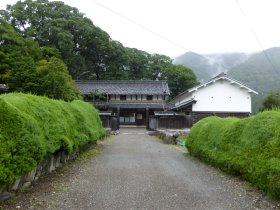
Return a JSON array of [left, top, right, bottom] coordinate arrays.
[[162, 65, 198, 99], [1, 0, 113, 79], [147, 54, 173, 80], [36, 57, 81, 101], [125, 48, 150, 80], [0, 18, 81, 101]]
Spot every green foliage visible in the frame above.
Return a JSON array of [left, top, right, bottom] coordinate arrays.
[[162, 64, 198, 99], [0, 18, 81, 101], [0, 93, 105, 187], [35, 57, 82, 101], [261, 92, 280, 110], [184, 112, 280, 199], [1, 0, 114, 79]]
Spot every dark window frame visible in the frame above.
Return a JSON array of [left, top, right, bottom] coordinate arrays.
[[147, 95, 153, 101], [120, 95, 126, 100]]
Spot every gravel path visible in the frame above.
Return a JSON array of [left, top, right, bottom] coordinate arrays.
[[1, 127, 279, 210]]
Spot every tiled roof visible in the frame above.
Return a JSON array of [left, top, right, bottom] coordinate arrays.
[[76, 80, 170, 95], [188, 72, 258, 94], [171, 72, 258, 101]]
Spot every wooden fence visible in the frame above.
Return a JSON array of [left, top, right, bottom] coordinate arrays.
[[99, 115, 119, 131], [148, 115, 191, 130]]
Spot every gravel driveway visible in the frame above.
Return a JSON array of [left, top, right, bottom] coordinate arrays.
[[1, 127, 279, 210]]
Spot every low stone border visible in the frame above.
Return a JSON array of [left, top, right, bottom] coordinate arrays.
[[0, 130, 110, 202], [151, 129, 190, 145]]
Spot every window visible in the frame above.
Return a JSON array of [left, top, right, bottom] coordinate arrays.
[[147, 95, 153, 101], [137, 114, 143, 119], [120, 95, 126, 100], [136, 95, 138, 100], [120, 113, 135, 123]]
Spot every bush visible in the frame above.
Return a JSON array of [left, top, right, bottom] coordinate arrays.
[[0, 93, 105, 187], [184, 111, 280, 199]]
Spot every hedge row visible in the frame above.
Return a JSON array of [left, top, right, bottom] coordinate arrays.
[[0, 93, 105, 187], [185, 111, 280, 199]]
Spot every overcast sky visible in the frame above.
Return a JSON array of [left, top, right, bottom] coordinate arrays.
[[1, 0, 280, 58]]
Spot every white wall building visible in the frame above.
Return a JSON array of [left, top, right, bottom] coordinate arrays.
[[172, 73, 258, 124]]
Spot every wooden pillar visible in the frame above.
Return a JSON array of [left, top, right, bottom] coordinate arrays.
[[146, 107, 149, 130], [156, 116, 159, 130], [117, 106, 120, 130], [189, 111, 193, 127]]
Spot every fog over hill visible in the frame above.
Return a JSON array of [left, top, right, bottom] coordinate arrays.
[[228, 47, 280, 112], [174, 52, 250, 82]]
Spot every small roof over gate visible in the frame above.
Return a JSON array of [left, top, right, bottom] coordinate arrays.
[[76, 80, 170, 95]]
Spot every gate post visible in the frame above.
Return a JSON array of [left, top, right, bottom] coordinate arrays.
[[146, 107, 149, 130]]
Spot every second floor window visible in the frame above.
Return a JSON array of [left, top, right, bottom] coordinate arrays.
[[147, 95, 153, 101], [120, 95, 126, 100]]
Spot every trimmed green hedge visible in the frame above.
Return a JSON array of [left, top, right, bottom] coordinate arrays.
[[185, 111, 280, 199], [0, 93, 105, 187]]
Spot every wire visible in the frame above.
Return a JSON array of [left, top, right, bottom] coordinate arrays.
[[235, 0, 280, 75], [88, 0, 192, 53]]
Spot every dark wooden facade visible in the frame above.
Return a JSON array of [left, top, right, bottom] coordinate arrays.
[[76, 80, 170, 128], [148, 115, 191, 130]]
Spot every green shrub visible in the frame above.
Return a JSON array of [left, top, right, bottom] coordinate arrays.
[[184, 111, 280, 199], [0, 93, 105, 187]]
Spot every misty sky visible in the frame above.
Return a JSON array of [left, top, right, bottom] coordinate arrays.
[[1, 0, 280, 58]]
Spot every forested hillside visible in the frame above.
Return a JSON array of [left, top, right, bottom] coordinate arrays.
[[228, 47, 280, 112], [0, 0, 198, 99]]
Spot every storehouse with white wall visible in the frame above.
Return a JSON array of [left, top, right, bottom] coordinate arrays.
[[171, 73, 258, 124]]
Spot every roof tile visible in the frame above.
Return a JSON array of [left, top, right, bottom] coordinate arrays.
[[76, 80, 170, 95]]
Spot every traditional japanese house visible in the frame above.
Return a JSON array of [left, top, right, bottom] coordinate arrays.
[[76, 80, 170, 127]]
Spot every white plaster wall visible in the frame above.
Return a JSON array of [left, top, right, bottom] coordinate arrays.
[[192, 80, 252, 112]]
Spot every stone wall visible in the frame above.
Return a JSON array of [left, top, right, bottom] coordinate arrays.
[[151, 129, 190, 145], [0, 129, 111, 202]]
